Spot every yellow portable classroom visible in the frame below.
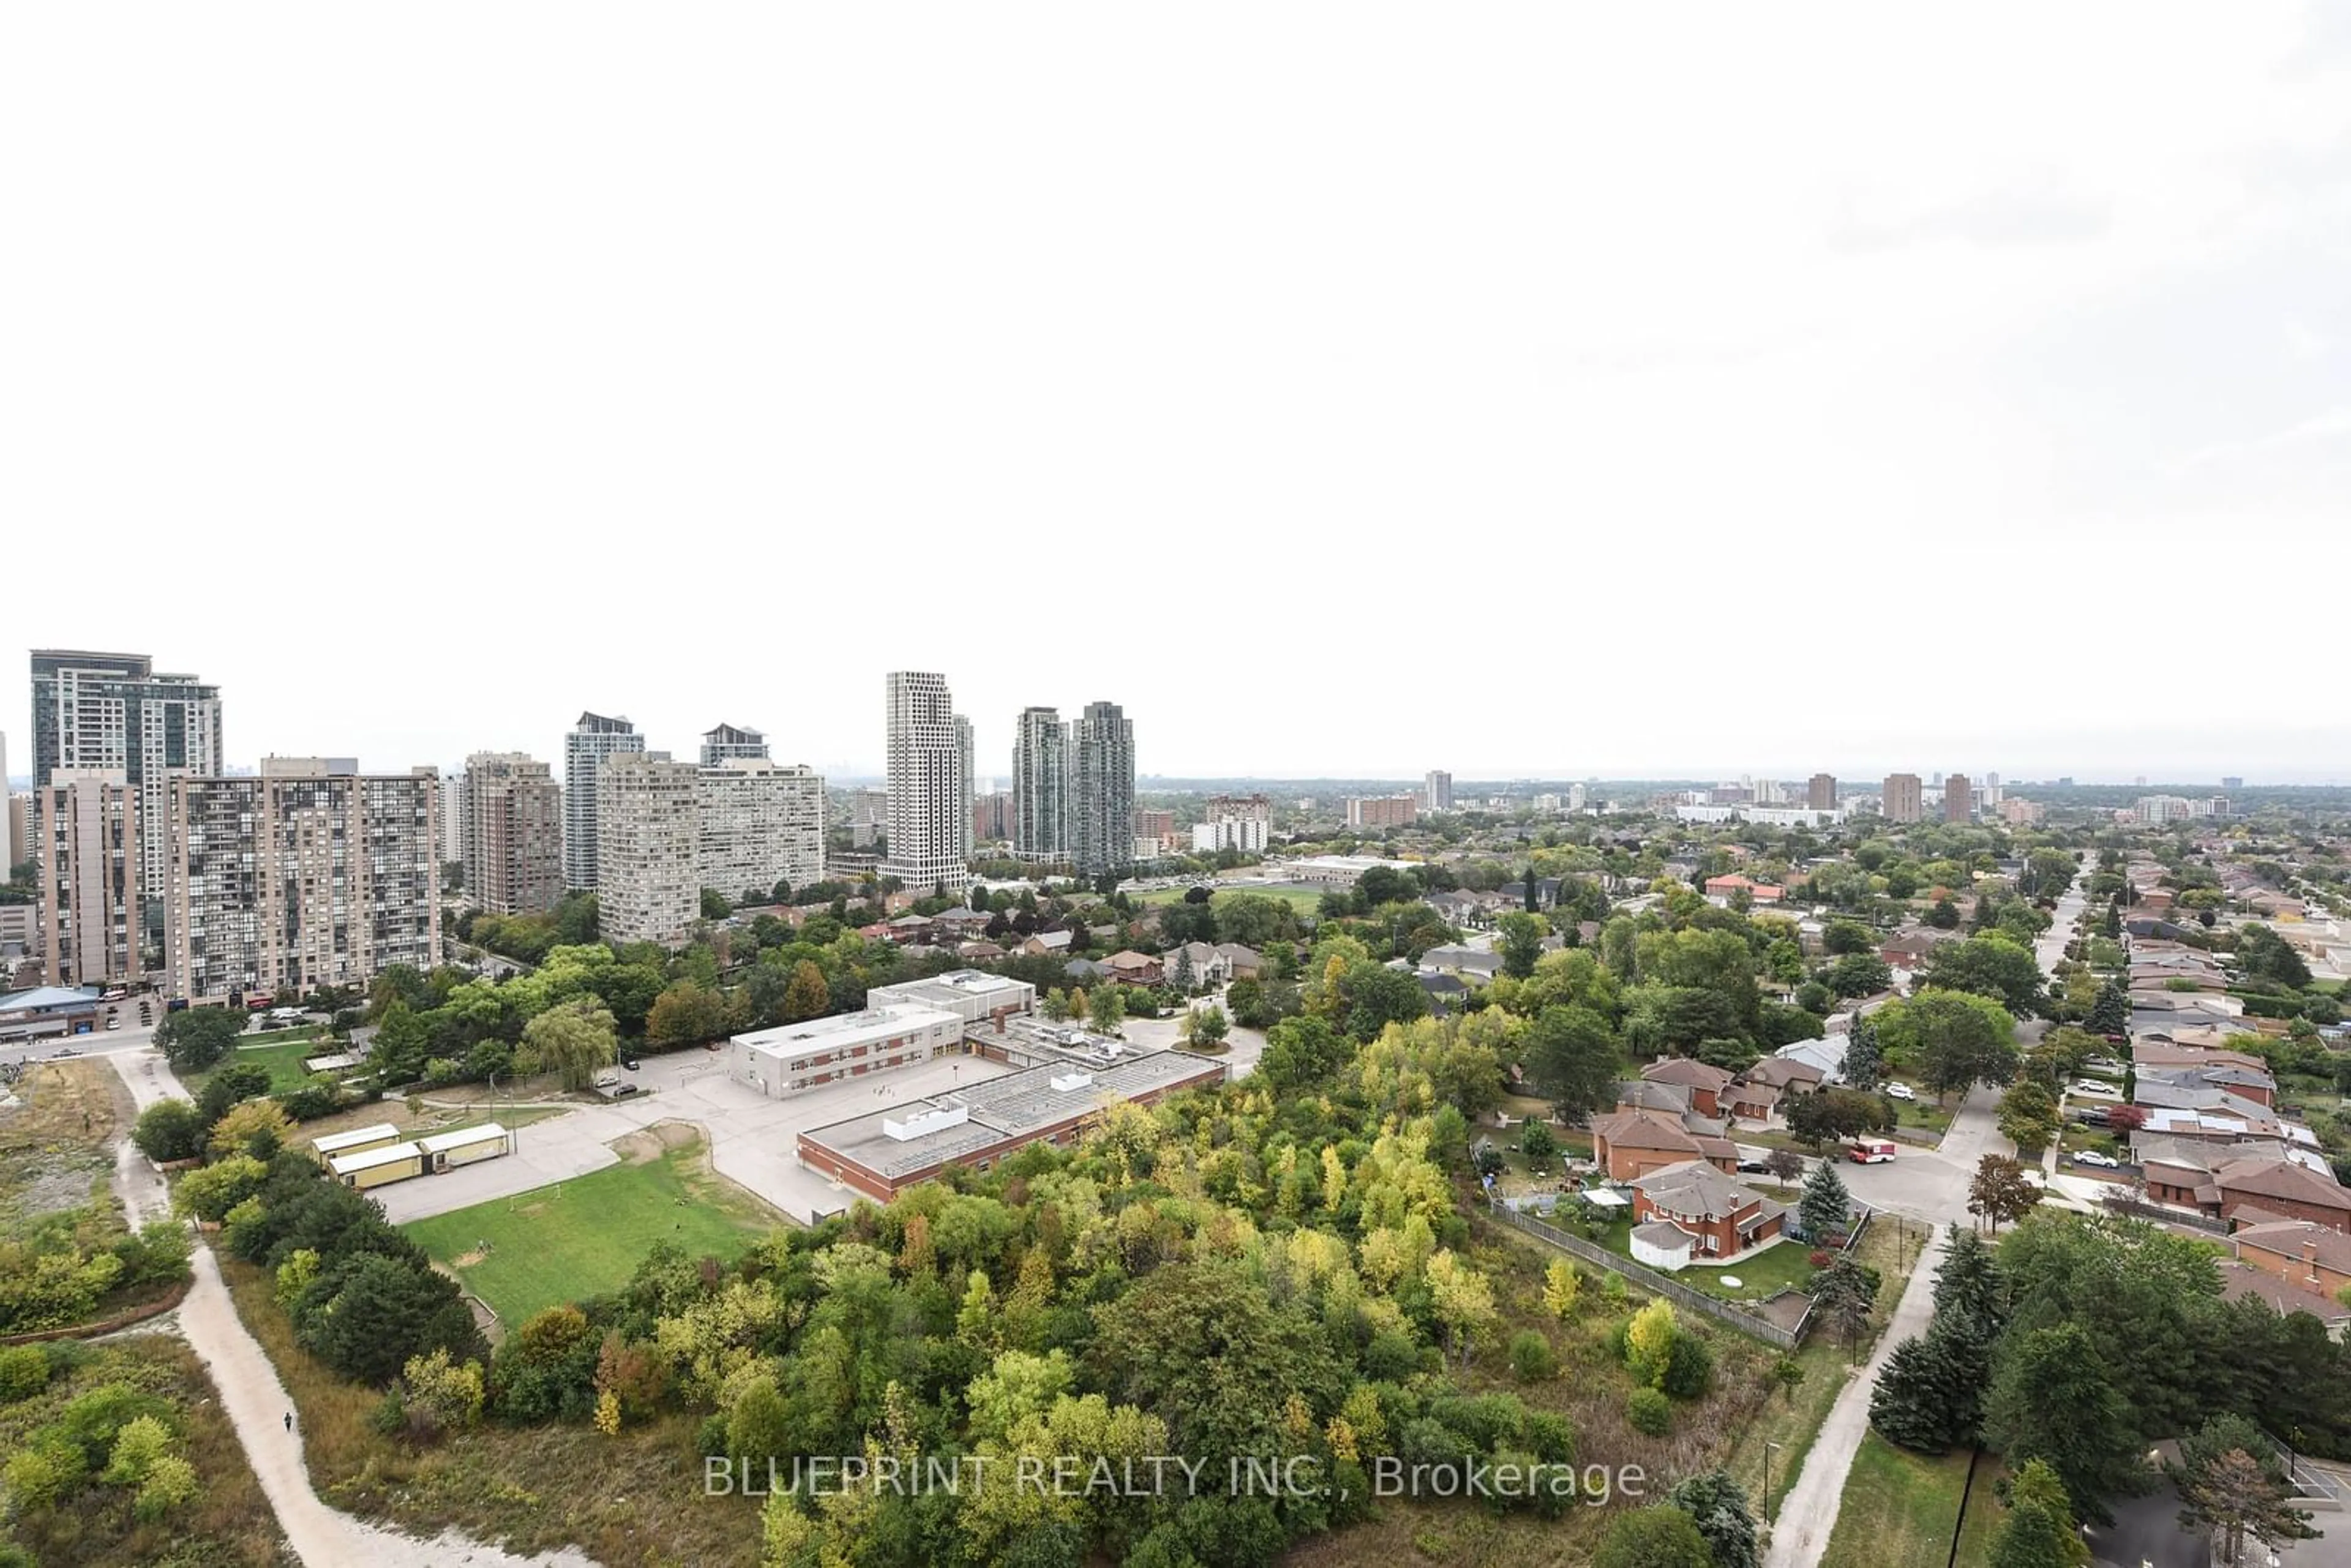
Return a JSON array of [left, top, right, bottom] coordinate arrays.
[[418, 1123, 513, 1172], [309, 1122, 403, 1168], [326, 1141, 425, 1189]]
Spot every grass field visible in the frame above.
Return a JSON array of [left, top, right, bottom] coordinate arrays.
[[1818, 1433, 1983, 1568], [209, 1035, 338, 1093], [403, 1127, 786, 1324], [1133, 883, 1328, 913]]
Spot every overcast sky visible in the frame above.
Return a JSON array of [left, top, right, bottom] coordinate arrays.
[[6, 4, 2348, 786]]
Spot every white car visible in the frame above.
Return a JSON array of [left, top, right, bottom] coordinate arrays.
[[2074, 1150, 2120, 1169], [1885, 1082, 1917, 1101], [2072, 1080, 2117, 1097]]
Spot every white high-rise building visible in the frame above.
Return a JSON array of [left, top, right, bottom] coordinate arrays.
[[1424, 770, 1453, 812], [564, 711, 644, 892], [883, 673, 969, 893], [697, 758, 826, 904], [700, 723, 769, 767], [1070, 700, 1134, 879], [163, 758, 441, 1005], [954, 714, 976, 860], [28, 651, 222, 937], [1011, 706, 1070, 863], [597, 753, 700, 947]]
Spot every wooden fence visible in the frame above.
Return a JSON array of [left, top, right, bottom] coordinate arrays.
[[1489, 1205, 1808, 1349]]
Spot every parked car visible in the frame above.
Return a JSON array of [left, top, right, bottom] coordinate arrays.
[[1736, 1158, 1772, 1175], [2074, 1150, 2120, 1168], [1885, 1082, 1917, 1101], [2072, 1080, 2117, 1097], [50, 1047, 83, 1059]]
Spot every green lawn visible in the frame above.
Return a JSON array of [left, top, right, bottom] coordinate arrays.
[[1134, 883, 1328, 913], [1818, 1433, 1978, 1568], [402, 1137, 787, 1326], [192, 1035, 340, 1095]]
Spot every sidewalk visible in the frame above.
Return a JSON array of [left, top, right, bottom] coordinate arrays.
[[108, 1049, 598, 1567], [1762, 1226, 1949, 1568]]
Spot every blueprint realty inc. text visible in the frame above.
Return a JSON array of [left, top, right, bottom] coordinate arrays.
[[707, 1455, 1648, 1504]]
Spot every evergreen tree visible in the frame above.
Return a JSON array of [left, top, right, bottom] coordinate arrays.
[[1842, 1017, 1884, 1091], [1665, 1468, 1760, 1568], [2085, 978, 2128, 1037], [1983, 1322, 2135, 1523], [1799, 1158, 1853, 1239], [1988, 1459, 2090, 1568], [1870, 1332, 1967, 1453]]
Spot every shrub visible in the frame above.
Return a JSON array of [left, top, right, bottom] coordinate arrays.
[[131, 1100, 206, 1163], [133, 1453, 199, 1522], [0, 1440, 83, 1512], [100, 1414, 173, 1485], [0, 1345, 50, 1403], [1508, 1330, 1558, 1383], [1626, 1386, 1672, 1436], [1661, 1332, 1714, 1400]]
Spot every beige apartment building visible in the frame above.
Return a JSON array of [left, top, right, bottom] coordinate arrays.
[[697, 758, 825, 906], [163, 758, 441, 1005], [39, 770, 143, 988], [1807, 773, 1837, 811], [1346, 794, 1419, 829], [1943, 773, 1974, 822], [598, 753, 700, 948], [1882, 773, 1924, 824], [460, 752, 563, 916]]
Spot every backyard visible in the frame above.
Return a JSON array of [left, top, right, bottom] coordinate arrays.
[[402, 1125, 786, 1325]]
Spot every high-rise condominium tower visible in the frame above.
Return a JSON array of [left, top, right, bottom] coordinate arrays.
[[1807, 774, 1837, 811], [954, 714, 976, 859], [164, 758, 441, 1004], [1424, 770, 1453, 812], [564, 712, 644, 891], [1882, 773, 1924, 823], [597, 754, 700, 948], [883, 673, 969, 893], [1944, 774, 1973, 822], [1070, 700, 1134, 879], [29, 650, 220, 921], [39, 770, 141, 987], [461, 752, 564, 916], [700, 722, 769, 767], [1011, 706, 1070, 863], [697, 759, 826, 904]]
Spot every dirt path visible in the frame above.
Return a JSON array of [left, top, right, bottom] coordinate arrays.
[[1763, 1225, 1949, 1568], [108, 1049, 599, 1568]]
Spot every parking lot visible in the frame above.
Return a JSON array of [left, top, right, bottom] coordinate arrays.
[[373, 1046, 1021, 1226]]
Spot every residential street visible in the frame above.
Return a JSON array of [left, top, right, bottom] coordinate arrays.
[[1763, 1226, 1949, 1568], [106, 1049, 598, 1568]]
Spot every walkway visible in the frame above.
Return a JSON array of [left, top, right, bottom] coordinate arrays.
[[1763, 1225, 1949, 1568], [107, 1050, 596, 1567]]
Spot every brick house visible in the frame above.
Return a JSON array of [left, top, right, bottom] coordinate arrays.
[[1589, 1109, 1739, 1182], [1740, 1057, 1824, 1097], [1103, 950, 1165, 985], [1638, 1057, 1736, 1119], [2232, 1220, 2351, 1301], [1723, 1081, 1781, 1123], [2216, 1159, 2351, 1233], [1630, 1160, 1787, 1261]]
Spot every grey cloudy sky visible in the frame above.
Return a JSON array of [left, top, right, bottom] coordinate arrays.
[[6, 4, 2348, 785]]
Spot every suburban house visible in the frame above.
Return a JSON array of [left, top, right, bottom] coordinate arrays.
[[1103, 950, 1165, 986], [1213, 943, 1267, 980], [2217, 1158, 2351, 1232], [1419, 945, 1507, 983], [1629, 1159, 1787, 1267], [2214, 1261, 2351, 1334], [2133, 1043, 2276, 1106], [1722, 1080, 1781, 1123], [1741, 1057, 1825, 1096], [1702, 874, 1783, 906], [1019, 930, 1074, 957], [1880, 926, 1959, 970], [2232, 1220, 2351, 1303], [1589, 1108, 1739, 1181], [1638, 1057, 1735, 1118], [1161, 942, 1233, 988]]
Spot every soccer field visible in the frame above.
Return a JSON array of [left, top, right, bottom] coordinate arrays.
[[402, 1130, 786, 1325]]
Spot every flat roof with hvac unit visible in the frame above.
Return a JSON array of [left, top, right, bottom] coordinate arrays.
[[326, 1141, 424, 1176], [797, 1048, 1226, 1200], [311, 1123, 403, 1158]]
